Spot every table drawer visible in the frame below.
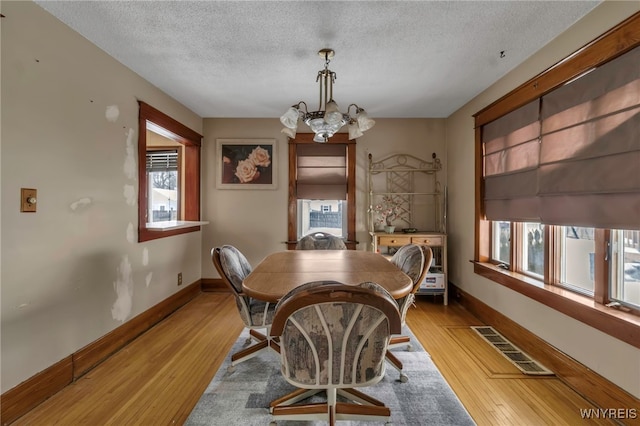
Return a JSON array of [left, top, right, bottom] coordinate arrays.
[[378, 236, 411, 247], [411, 236, 443, 246]]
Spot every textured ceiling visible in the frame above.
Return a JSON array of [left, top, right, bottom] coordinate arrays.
[[35, 1, 601, 119]]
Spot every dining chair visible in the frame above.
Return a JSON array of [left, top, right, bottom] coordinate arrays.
[[211, 245, 279, 372], [269, 280, 401, 425], [295, 232, 347, 250], [386, 244, 433, 382]]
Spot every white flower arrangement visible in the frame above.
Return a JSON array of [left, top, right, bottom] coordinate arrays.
[[372, 196, 402, 226]]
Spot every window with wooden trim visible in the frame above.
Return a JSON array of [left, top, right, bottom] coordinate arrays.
[[287, 133, 356, 249], [146, 148, 180, 223], [474, 13, 640, 349], [138, 101, 203, 242]]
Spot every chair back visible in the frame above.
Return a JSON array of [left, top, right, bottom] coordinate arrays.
[[390, 244, 433, 322], [212, 245, 253, 326], [296, 232, 347, 250], [271, 281, 401, 390]]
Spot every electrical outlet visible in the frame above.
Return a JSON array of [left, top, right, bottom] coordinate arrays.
[[177, 272, 183, 286]]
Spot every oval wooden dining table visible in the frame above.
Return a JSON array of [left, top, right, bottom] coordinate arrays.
[[242, 250, 412, 303]]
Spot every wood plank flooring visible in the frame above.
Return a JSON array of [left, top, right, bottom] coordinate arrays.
[[12, 292, 620, 425]]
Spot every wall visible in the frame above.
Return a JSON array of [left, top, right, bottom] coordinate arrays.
[[200, 118, 445, 277], [0, 1, 204, 393], [445, 1, 640, 398]]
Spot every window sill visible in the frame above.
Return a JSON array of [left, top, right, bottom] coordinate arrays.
[[473, 261, 640, 349], [145, 220, 209, 231], [139, 221, 208, 242]]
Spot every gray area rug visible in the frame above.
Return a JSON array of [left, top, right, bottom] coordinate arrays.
[[186, 327, 475, 425]]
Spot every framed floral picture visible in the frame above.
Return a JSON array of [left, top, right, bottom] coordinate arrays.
[[216, 139, 277, 189]]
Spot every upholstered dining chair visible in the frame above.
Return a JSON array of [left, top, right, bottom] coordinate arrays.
[[296, 232, 347, 250], [269, 280, 401, 425], [211, 245, 279, 372], [386, 244, 433, 382]]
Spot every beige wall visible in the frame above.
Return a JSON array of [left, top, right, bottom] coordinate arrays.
[[445, 1, 640, 398], [200, 118, 446, 277], [1, 2, 204, 392]]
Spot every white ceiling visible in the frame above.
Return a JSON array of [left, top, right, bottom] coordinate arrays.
[[35, 1, 601, 119]]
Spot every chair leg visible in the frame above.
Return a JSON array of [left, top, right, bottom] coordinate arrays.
[[269, 388, 323, 412], [327, 388, 337, 426], [229, 329, 280, 372], [388, 335, 412, 351], [385, 350, 408, 383], [270, 388, 391, 424], [249, 329, 267, 342]]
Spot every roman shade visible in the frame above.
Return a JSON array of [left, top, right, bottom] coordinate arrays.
[[296, 143, 347, 200], [483, 99, 541, 222], [482, 45, 640, 229]]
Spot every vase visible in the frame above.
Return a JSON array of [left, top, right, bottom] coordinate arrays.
[[384, 225, 396, 233]]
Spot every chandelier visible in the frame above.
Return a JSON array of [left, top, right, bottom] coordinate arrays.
[[280, 49, 375, 143]]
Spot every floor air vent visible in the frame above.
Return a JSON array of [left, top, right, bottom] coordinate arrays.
[[471, 326, 554, 376]]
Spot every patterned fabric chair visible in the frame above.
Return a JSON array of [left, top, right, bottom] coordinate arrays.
[[211, 245, 279, 371], [296, 232, 347, 250], [387, 244, 433, 382], [269, 280, 401, 425]]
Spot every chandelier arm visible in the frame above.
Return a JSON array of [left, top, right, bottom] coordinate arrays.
[[291, 101, 309, 114]]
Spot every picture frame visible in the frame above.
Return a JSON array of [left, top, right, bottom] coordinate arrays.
[[216, 139, 277, 189]]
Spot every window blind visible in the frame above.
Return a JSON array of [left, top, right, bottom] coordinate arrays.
[[146, 150, 178, 172], [482, 99, 541, 222], [482, 45, 640, 230], [296, 144, 347, 200]]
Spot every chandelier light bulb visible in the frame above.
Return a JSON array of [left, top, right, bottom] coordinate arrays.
[[281, 127, 296, 138], [324, 100, 343, 125], [348, 121, 363, 140], [356, 109, 375, 132], [280, 107, 300, 129]]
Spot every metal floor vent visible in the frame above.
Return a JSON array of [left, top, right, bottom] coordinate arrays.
[[471, 326, 554, 376]]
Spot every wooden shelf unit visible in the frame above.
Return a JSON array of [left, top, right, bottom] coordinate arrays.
[[368, 153, 447, 304], [371, 231, 448, 304]]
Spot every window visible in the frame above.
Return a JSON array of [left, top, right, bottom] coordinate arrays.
[[491, 221, 511, 266], [522, 223, 544, 278], [473, 14, 640, 349], [138, 101, 203, 242], [287, 133, 356, 249], [147, 149, 180, 223], [611, 230, 640, 308], [560, 226, 595, 295], [298, 200, 346, 238]]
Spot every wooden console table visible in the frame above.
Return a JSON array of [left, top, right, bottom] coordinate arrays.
[[371, 231, 448, 304]]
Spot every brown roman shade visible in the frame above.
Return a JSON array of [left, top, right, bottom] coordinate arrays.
[[296, 143, 348, 200], [482, 99, 541, 222], [482, 45, 640, 230]]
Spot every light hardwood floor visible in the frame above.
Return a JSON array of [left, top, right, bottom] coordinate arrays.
[[13, 292, 621, 425]]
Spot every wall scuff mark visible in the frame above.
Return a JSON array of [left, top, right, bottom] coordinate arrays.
[[126, 223, 135, 244], [111, 255, 133, 322], [69, 197, 92, 212], [123, 128, 136, 179], [142, 247, 149, 266], [145, 272, 153, 287], [105, 105, 120, 122], [123, 184, 136, 206]]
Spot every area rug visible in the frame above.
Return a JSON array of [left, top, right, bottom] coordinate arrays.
[[185, 327, 475, 425]]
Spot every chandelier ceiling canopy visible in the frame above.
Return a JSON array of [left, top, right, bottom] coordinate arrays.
[[280, 49, 375, 143]]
